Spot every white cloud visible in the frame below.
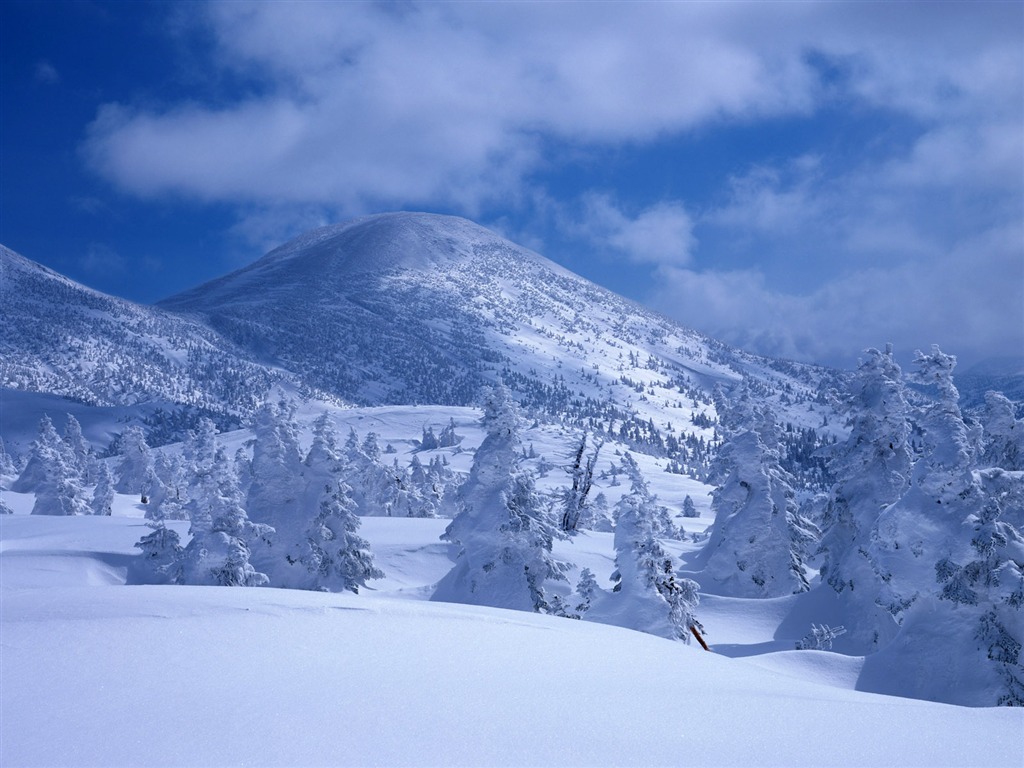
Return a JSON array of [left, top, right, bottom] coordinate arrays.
[[574, 195, 696, 268], [651, 219, 1024, 369], [81, 2, 829, 211]]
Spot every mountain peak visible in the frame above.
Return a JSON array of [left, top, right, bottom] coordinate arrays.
[[160, 211, 552, 311], [264, 212, 511, 273]]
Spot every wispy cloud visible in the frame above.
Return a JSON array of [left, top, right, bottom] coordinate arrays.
[[34, 60, 60, 85]]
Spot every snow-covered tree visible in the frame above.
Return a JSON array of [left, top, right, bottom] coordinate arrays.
[[699, 387, 816, 598], [617, 453, 678, 538], [131, 520, 184, 584], [12, 415, 64, 492], [980, 391, 1024, 471], [247, 401, 304, 528], [114, 426, 153, 499], [816, 345, 912, 650], [578, 491, 613, 532], [25, 416, 89, 517], [245, 401, 306, 579], [147, 451, 188, 521], [432, 385, 566, 612], [62, 415, 95, 483], [174, 419, 272, 587], [796, 624, 847, 651], [872, 346, 984, 620], [90, 462, 115, 516], [0, 438, 16, 479], [589, 465, 700, 642], [682, 495, 699, 518], [575, 567, 599, 616], [300, 415, 384, 593]]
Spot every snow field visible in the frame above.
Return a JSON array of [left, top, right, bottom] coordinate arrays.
[[2, 510, 1022, 767]]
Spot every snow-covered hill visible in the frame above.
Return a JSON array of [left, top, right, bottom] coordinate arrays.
[[0, 245, 293, 433]]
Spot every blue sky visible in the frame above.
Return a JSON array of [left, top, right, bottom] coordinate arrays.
[[2, 1, 1022, 371]]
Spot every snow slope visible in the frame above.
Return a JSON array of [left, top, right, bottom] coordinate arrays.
[[2, 507, 1022, 768]]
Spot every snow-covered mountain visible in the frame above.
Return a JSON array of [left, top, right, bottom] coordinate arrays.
[[3, 212, 843, 463], [161, 212, 842, 443], [0, 245, 291, 434]]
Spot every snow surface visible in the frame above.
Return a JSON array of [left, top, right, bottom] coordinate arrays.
[[3, 505, 1021, 767]]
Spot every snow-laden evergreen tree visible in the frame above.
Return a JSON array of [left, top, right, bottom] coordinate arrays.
[[114, 425, 153, 499], [432, 385, 566, 612], [927, 468, 1024, 705], [575, 567, 599, 616], [300, 414, 384, 593], [0, 438, 17, 479], [247, 401, 304, 526], [179, 442, 272, 587], [587, 462, 700, 642], [245, 401, 306, 578], [578, 491, 613, 532], [682, 495, 699, 518], [181, 419, 219, 532], [559, 432, 601, 534], [132, 521, 184, 584], [342, 429, 412, 516], [403, 455, 440, 518], [12, 415, 64, 492], [61, 415, 95, 484], [796, 624, 847, 651], [816, 345, 912, 650], [28, 421, 89, 516], [980, 391, 1024, 471], [90, 461, 115, 516], [0, 495, 13, 515], [871, 346, 984, 620], [617, 453, 679, 538], [438, 418, 463, 448], [698, 386, 817, 597], [146, 451, 189, 521]]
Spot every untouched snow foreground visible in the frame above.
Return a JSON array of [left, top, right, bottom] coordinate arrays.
[[2, 514, 1021, 768]]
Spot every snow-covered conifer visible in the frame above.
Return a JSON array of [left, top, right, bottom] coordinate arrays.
[[872, 346, 984, 620], [699, 386, 816, 597], [592, 469, 700, 642], [132, 520, 184, 584], [26, 417, 89, 516], [438, 418, 463, 448], [980, 391, 1024, 471], [12, 415, 64, 492], [0, 438, 16, 478], [180, 443, 271, 587], [247, 400, 304, 528], [575, 567, 600, 616], [432, 385, 566, 612], [62, 415, 94, 483], [114, 426, 153, 499], [245, 401, 306, 578], [300, 414, 383, 592], [816, 345, 912, 649], [90, 462, 115, 516], [682, 495, 699, 518], [579, 491, 613, 532]]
